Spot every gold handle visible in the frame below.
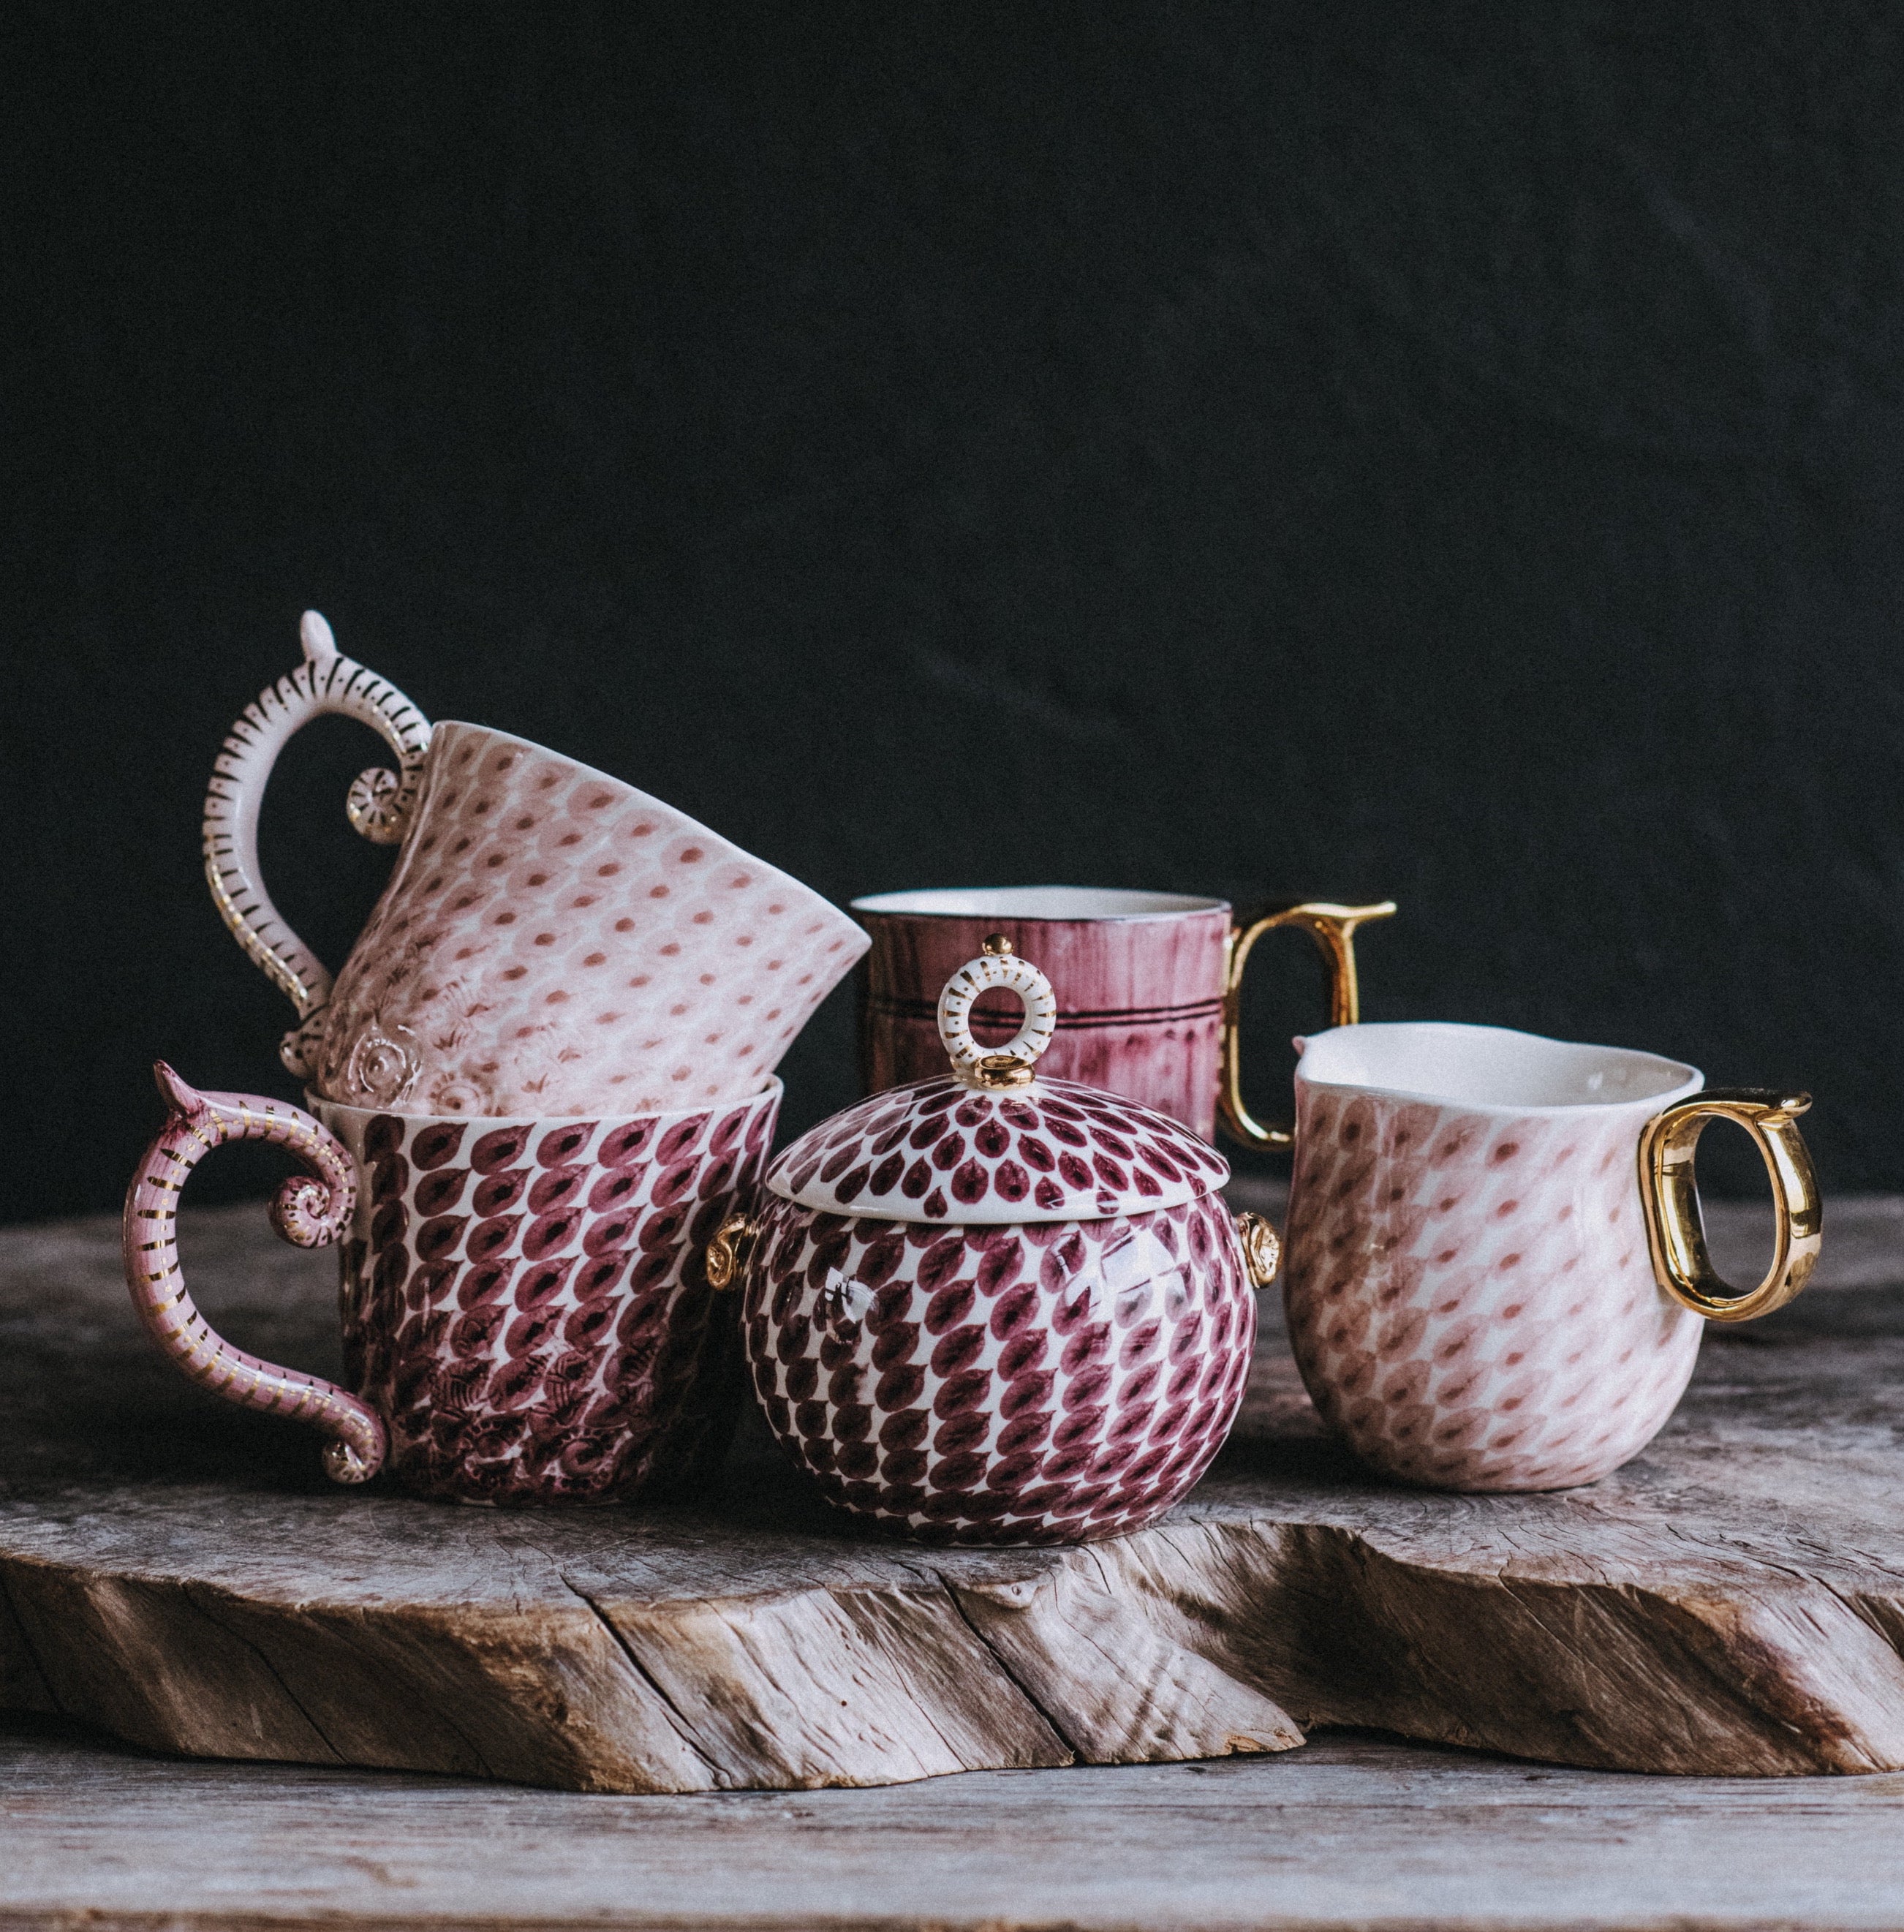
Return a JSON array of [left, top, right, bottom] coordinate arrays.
[[1218, 900, 1397, 1149], [706, 1213, 760, 1291], [1636, 1089, 1822, 1322]]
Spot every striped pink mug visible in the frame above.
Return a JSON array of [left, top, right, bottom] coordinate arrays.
[[852, 887, 1394, 1146]]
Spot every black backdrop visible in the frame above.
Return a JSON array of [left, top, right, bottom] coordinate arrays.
[[7, 2, 1904, 1222]]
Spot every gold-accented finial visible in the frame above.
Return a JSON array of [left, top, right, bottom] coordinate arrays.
[[975, 1052, 1035, 1090], [938, 947, 1058, 1090]]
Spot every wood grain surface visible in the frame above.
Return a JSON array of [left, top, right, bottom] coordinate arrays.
[[3, 1194, 1902, 1794], [13, 1710, 1904, 1932]]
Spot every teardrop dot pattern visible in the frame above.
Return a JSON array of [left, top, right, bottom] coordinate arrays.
[[320, 1082, 779, 1502], [741, 1192, 1255, 1544], [766, 1074, 1232, 1226], [1282, 1087, 1704, 1493], [317, 722, 869, 1119]]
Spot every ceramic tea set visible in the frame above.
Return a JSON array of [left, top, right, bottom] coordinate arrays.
[[123, 618, 1824, 1538]]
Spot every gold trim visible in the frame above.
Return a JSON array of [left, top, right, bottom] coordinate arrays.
[[706, 1213, 760, 1291], [1636, 1088, 1822, 1322], [1218, 900, 1397, 1150], [1236, 1212, 1281, 1288], [969, 1052, 1037, 1090]]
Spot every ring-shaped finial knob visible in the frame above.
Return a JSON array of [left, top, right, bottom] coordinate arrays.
[[937, 949, 1059, 1088]]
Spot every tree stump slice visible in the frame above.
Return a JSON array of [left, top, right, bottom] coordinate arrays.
[[4, 1200, 1904, 1792]]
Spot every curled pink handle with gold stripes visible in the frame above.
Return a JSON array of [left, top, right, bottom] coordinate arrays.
[[121, 1063, 386, 1484]]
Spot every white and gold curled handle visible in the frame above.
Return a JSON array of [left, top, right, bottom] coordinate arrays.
[[121, 1061, 386, 1482], [203, 611, 432, 1078], [1219, 901, 1398, 1149], [1637, 1088, 1823, 1322]]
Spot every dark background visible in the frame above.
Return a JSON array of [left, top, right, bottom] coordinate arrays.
[[7, 1, 1903, 1223]]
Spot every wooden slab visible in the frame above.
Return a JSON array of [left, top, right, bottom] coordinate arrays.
[[4, 1195, 1904, 1792]]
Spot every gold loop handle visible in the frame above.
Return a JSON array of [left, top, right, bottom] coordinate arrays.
[[1218, 901, 1397, 1150], [1636, 1089, 1822, 1323]]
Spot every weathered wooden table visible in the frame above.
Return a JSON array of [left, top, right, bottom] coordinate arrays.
[[12, 1708, 1904, 1931], [4, 1194, 1904, 1927]]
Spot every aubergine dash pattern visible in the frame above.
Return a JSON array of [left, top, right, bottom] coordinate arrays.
[[1281, 1084, 1704, 1493], [742, 1191, 1256, 1545], [767, 1076, 1232, 1226], [321, 1082, 779, 1502]]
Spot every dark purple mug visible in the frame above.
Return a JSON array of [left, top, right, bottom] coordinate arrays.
[[124, 1065, 779, 1501]]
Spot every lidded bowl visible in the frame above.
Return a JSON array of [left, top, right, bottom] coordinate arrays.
[[708, 939, 1280, 1545]]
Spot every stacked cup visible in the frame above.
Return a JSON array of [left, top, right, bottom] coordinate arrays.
[[124, 614, 868, 1503]]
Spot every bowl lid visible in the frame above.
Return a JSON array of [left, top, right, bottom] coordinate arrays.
[[766, 1074, 1228, 1223], [765, 939, 1230, 1223]]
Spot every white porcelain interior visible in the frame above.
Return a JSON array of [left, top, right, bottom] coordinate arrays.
[[851, 886, 1225, 921], [1296, 1022, 1701, 1114]]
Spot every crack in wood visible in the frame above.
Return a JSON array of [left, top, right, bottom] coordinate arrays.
[[557, 1576, 727, 1786], [179, 1582, 346, 1764], [932, 1568, 1082, 1759]]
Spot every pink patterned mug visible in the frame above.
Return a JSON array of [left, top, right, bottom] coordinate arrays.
[[205, 613, 867, 1117], [123, 1063, 780, 1500], [1281, 1022, 1821, 1493], [852, 887, 1394, 1144]]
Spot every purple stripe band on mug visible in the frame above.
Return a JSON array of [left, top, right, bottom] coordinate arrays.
[[867, 997, 1226, 1028]]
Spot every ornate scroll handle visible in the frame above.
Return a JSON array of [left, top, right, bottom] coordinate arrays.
[[937, 936, 1059, 1091], [1218, 900, 1397, 1150], [1637, 1089, 1822, 1324], [121, 1062, 386, 1483], [201, 611, 431, 1077]]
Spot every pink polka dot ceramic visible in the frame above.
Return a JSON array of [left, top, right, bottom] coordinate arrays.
[[710, 944, 1281, 1545], [124, 1066, 780, 1501], [205, 613, 868, 1117], [1282, 1022, 1821, 1493]]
